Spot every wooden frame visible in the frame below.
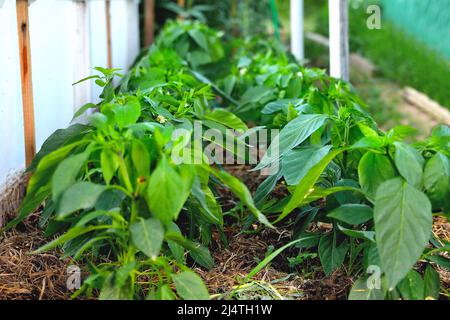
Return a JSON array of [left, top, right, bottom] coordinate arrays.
[[16, 0, 36, 167], [144, 0, 155, 46], [105, 0, 112, 68]]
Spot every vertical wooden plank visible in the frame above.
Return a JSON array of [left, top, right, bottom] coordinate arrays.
[[290, 0, 304, 61], [144, 0, 154, 46], [16, 0, 35, 167], [329, 0, 349, 81], [73, 0, 91, 114], [105, 0, 112, 68]]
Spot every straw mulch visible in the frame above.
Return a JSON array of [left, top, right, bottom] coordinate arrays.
[[0, 171, 27, 229], [432, 216, 450, 290], [196, 228, 353, 300], [0, 213, 73, 300]]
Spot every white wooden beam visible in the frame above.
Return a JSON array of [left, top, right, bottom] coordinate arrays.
[[72, 0, 91, 114], [290, 0, 304, 62], [328, 0, 349, 81]]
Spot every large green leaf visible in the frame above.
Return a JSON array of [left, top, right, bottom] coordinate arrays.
[[203, 108, 248, 132], [281, 145, 332, 186], [278, 149, 343, 222], [52, 151, 90, 202], [358, 152, 396, 200], [394, 142, 424, 188], [146, 156, 192, 225], [255, 114, 329, 170], [115, 97, 141, 129], [130, 218, 164, 259], [374, 178, 432, 289], [56, 182, 107, 219], [348, 277, 384, 300], [172, 271, 210, 300], [424, 152, 450, 212], [28, 124, 90, 172], [327, 204, 373, 225], [318, 232, 349, 275]]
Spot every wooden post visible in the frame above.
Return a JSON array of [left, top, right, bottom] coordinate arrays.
[[290, 0, 304, 62], [144, 0, 154, 46], [177, 0, 185, 20], [328, 0, 349, 81], [73, 0, 91, 113], [16, 0, 36, 167], [105, 0, 112, 68]]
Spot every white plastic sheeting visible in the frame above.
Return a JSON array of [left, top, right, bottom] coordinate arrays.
[[0, 0, 141, 184]]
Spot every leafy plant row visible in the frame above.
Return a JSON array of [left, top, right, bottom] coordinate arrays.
[[5, 20, 450, 300]]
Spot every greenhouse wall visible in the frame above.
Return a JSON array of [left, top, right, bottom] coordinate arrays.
[[381, 0, 450, 58], [0, 0, 140, 184]]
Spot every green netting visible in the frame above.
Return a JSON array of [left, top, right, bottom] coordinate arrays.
[[381, 0, 450, 58]]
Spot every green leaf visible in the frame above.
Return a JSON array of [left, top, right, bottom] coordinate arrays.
[[374, 178, 432, 289], [338, 225, 376, 242], [427, 255, 450, 271], [34, 224, 112, 254], [131, 140, 150, 177], [261, 99, 301, 115], [56, 182, 107, 219], [203, 108, 248, 132], [52, 151, 90, 202], [165, 231, 214, 269], [394, 142, 424, 188], [358, 152, 396, 200], [172, 271, 210, 300], [256, 114, 329, 170], [397, 270, 425, 300], [166, 223, 186, 264], [318, 232, 349, 275], [327, 204, 373, 225], [157, 285, 177, 300], [115, 97, 141, 129], [188, 29, 209, 52], [73, 103, 97, 120], [423, 265, 440, 300], [130, 218, 164, 259], [4, 185, 51, 231], [282, 145, 332, 186], [209, 167, 271, 227], [239, 86, 272, 105], [146, 156, 191, 225], [278, 149, 343, 222], [101, 149, 120, 185], [99, 274, 132, 300], [191, 177, 223, 226], [29, 125, 90, 172], [348, 277, 384, 300], [424, 152, 450, 211]]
